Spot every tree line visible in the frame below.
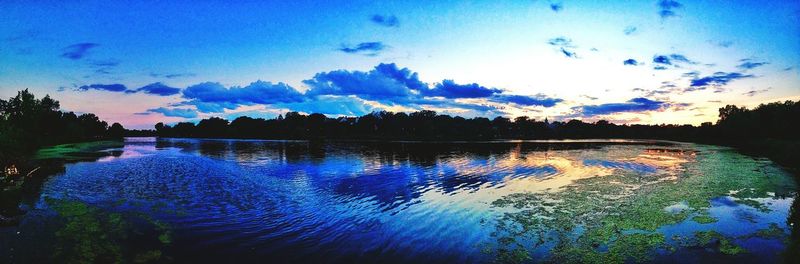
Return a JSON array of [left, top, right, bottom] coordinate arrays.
[[3, 89, 798, 163], [154, 101, 799, 142], [0, 89, 125, 163]]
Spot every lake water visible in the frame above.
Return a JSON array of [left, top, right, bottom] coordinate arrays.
[[2, 138, 798, 263]]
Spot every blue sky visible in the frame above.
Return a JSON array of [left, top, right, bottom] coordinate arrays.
[[1, 0, 798, 128]]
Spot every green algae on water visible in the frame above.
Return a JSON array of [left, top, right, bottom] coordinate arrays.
[[488, 144, 795, 263]]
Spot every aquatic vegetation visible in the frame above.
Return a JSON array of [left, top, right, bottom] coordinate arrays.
[[691, 214, 718, 224], [46, 198, 173, 263], [35, 141, 124, 161], [490, 145, 795, 263]]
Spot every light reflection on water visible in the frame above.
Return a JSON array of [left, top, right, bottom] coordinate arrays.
[[8, 138, 798, 263]]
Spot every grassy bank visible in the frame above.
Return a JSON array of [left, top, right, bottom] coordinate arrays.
[[1, 140, 123, 225]]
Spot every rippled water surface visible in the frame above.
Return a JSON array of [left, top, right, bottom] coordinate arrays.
[[4, 138, 798, 263]]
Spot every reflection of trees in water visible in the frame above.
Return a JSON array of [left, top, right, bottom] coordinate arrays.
[[151, 139, 690, 213]]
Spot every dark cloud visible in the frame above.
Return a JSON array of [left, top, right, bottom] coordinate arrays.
[[652, 53, 696, 69], [129, 82, 181, 96], [736, 59, 768, 70], [689, 72, 754, 87], [653, 55, 671, 65], [623, 26, 638, 35], [371, 15, 399, 27], [492, 94, 563, 107], [339, 42, 386, 56], [304, 64, 421, 102], [428, 80, 503, 99], [550, 3, 563, 12], [303, 63, 559, 108], [183, 81, 305, 105], [547, 37, 574, 47], [658, 0, 682, 19], [742, 88, 770, 97], [61, 43, 99, 60], [560, 48, 577, 58], [77, 83, 127, 92], [668, 54, 695, 64], [579, 98, 667, 116], [547, 37, 578, 58], [623, 59, 640, 66], [147, 107, 198, 118]]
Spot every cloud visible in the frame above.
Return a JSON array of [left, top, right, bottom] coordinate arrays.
[[742, 88, 771, 97], [371, 15, 399, 27], [668, 54, 695, 64], [150, 72, 196, 79], [550, 3, 563, 12], [689, 72, 755, 87], [128, 82, 181, 96], [61, 43, 99, 60], [304, 64, 423, 102], [339, 42, 386, 56], [653, 55, 671, 65], [547, 37, 574, 47], [714, 40, 733, 48], [67, 63, 563, 119], [183, 81, 305, 106], [304, 63, 553, 106], [427, 80, 502, 98], [560, 48, 577, 58], [279, 96, 376, 116], [147, 107, 198, 118], [623, 59, 640, 66], [681, 71, 700, 78], [624, 26, 638, 35], [491, 94, 563, 107], [547, 37, 579, 58], [177, 100, 239, 113], [77, 83, 127, 92], [736, 59, 768, 70], [579, 98, 667, 116], [658, 0, 682, 19], [304, 63, 562, 113], [652, 53, 696, 70]]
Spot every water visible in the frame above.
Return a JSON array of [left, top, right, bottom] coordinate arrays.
[[2, 138, 797, 263]]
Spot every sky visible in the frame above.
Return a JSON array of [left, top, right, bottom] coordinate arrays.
[[1, 0, 799, 129]]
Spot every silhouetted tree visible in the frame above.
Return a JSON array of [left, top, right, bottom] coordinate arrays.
[[108, 123, 125, 139]]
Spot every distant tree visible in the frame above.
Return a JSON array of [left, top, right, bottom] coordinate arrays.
[[108, 123, 125, 138]]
